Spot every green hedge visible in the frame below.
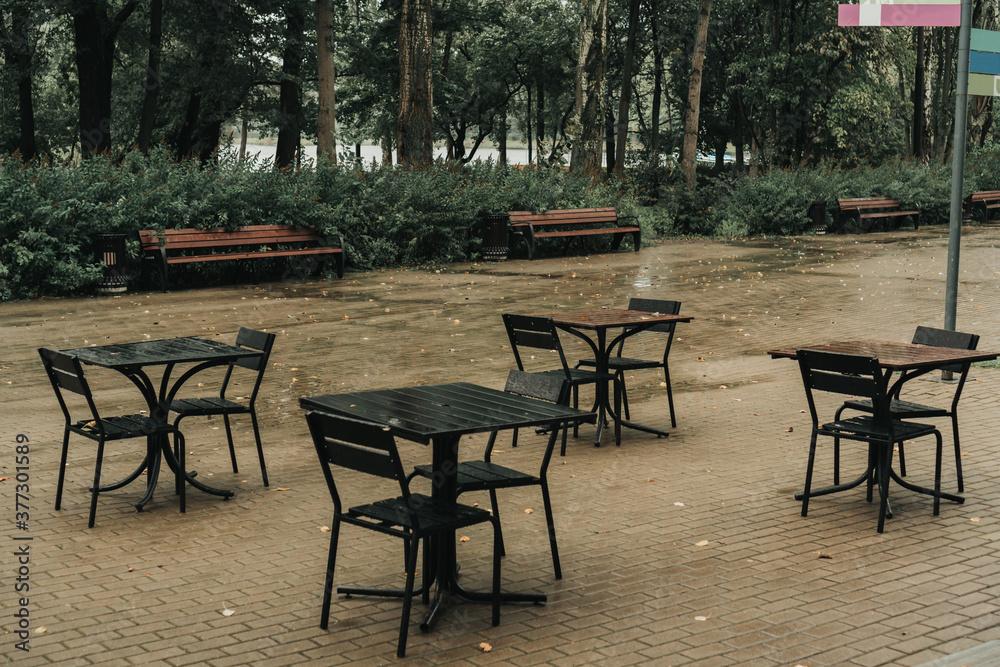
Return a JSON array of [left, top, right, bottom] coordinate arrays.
[[0, 149, 632, 300], [654, 147, 1000, 238]]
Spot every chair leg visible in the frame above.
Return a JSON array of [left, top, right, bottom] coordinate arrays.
[[897, 441, 907, 478], [177, 432, 186, 514], [801, 433, 818, 517], [933, 431, 943, 516], [320, 519, 341, 630], [55, 430, 71, 511], [876, 444, 891, 533], [421, 537, 431, 606], [663, 365, 676, 428], [88, 438, 106, 528], [951, 415, 964, 493], [540, 482, 562, 579], [613, 379, 622, 447], [250, 410, 269, 486], [223, 414, 239, 474], [489, 488, 506, 558], [397, 535, 420, 658], [572, 386, 580, 437], [490, 519, 501, 627], [620, 372, 631, 420]]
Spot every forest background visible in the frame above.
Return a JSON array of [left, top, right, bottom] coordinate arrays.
[[3, 0, 1000, 300]]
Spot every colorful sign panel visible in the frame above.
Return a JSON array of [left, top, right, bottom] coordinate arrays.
[[838, 0, 961, 27], [969, 29, 1000, 96]]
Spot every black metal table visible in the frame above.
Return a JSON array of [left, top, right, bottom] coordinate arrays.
[[537, 308, 693, 445], [63, 337, 264, 511], [300, 382, 596, 629]]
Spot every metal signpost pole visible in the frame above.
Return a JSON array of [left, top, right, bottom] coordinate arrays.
[[944, 0, 972, 334]]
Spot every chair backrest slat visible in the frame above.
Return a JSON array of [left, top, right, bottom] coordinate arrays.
[[626, 298, 681, 335], [504, 369, 569, 405], [233, 327, 276, 371], [502, 313, 571, 375], [797, 349, 885, 419], [307, 412, 404, 482], [38, 348, 90, 396], [911, 326, 979, 374]]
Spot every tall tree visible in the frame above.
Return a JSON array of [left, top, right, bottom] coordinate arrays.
[[136, 0, 162, 152], [0, 0, 37, 160], [316, 0, 337, 163], [71, 0, 140, 157], [397, 0, 433, 166], [570, 0, 608, 177], [614, 0, 640, 179], [681, 0, 710, 189], [276, 0, 307, 169]]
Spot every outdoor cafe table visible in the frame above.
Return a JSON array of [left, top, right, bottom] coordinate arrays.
[[299, 382, 596, 630], [533, 308, 693, 445], [62, 336, 264, 510], [767, 340, 998, 511]]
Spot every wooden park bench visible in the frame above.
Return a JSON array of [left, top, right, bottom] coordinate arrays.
[[507, 207, 641, 259], [139, 224, 345, 290], [965, 190, 1000, 223], [836, 197, 920, 233]]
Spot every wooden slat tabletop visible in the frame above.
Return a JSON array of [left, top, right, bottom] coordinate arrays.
[[767, 340, 997, 370], [536, 308, 693, 330], [300, 382, 595, 444]]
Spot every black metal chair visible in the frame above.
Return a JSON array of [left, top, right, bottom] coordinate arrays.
[[502, 313, 621, 452], [409, 371, 573, 579], [796, 349, 945, 533], [834, 326, 979, 491], [170, 327, 275, 486], [38, 347, 188, 528], [307, 411, 500, 658], [575, 298, 681, 426]]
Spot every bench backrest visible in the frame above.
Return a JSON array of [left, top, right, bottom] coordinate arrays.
[[508, 207, 619, 227], [139, 225, 320, 250], [970, 191, 1000, 202], [837, 198, 900, 211]]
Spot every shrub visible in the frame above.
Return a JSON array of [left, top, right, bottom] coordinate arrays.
[[0, 150, 631, 299]]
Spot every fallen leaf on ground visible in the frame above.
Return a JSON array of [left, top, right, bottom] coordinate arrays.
[[221, 605, 235, 617], [674, 502, 685, 507], [971, 517, 981, 523], [319, 526, 331, 532], [695, 540, 710, 547], [479, 642, 492, 652], [785, 427, 794, 433], [459, 536, 470, 542], [275, 487, 291, 491], [35, 627, 46, 634], [818, 552, 833, 559], [524, 508, 533, 514]]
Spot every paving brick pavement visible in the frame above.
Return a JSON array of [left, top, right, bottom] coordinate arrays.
[[3, 226, 1000, 666]]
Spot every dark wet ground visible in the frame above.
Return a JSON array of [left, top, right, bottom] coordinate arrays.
[[5, 225, 1000, 666]]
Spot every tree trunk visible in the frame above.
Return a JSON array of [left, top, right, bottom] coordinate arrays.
[[536, 80, 545, 163], [2, 2, 37, 160], [276, 1, 307, 170], [137, 0, 162, 153], [681, 0, 711, 190], [570, 0, 608, 178], [316, 0, 337, 164], [912, 27, 925, 159], [614, 0, 640, 179], [498, 108, 507, 165], [397, 0, 434, 167], [605, 108, 615, 176], [72, 0, 140, 158]]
